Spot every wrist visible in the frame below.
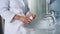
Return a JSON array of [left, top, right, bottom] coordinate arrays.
[[13, 15, 21, 20]]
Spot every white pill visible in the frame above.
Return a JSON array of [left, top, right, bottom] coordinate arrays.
[[29, 16, 33, 20]]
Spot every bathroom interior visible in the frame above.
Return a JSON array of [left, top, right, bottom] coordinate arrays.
[[0, 0, 60, 34]]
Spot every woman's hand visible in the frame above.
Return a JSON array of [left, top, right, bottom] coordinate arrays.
[[13, 15, 31, 24], [19, 16, 31, 24], [26, 13, 36, 21]]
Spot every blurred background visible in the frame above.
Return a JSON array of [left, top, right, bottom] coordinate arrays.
[[0, 0, 60, 34]]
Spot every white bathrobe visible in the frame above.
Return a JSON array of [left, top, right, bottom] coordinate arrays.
[[0, 0, 30, 34]]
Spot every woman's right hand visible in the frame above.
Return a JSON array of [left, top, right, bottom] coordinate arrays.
[[19, 16, 31, 24], [13, 15, 31, 24]]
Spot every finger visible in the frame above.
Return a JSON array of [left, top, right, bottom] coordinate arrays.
[[25, 21, 30, 24], [32, 15, 36, 19], [24, 20, 30, 24], [26, 18, 31, 22]]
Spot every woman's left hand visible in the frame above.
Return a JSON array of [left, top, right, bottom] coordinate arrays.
[[26, 13, 36, 21]]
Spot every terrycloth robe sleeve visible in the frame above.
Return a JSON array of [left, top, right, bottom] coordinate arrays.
[[0, 0, 16, 23]]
